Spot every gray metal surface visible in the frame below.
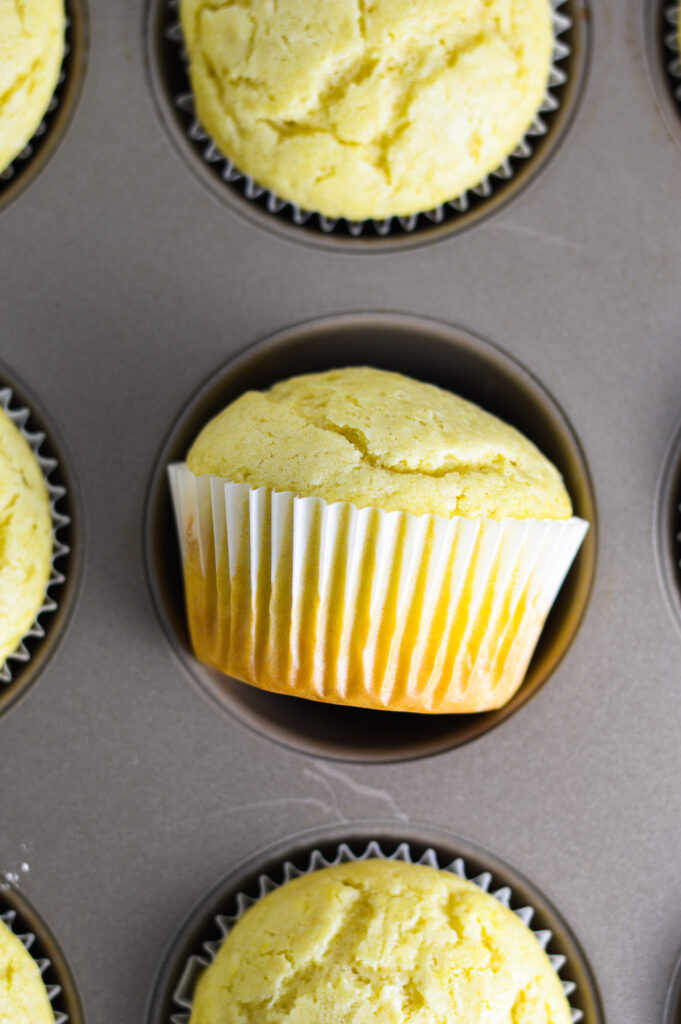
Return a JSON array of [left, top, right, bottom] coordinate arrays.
[[0, 2, 679, 1022]]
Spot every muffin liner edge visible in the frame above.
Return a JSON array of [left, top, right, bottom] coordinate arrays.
[[169, 838, 582, 1024], [169, 463, 588, 714], [0, 387, 71, 685]]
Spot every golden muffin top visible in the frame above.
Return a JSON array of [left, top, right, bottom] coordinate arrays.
[[189, 858, 571, 1024], [187, 367, 572, 520], [0, 0, 65, 174], [180, 0, 553, 220], [0, 919, 54, 1024], [0, 407, 53, 666]]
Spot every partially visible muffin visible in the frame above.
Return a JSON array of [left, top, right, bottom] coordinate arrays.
[[179, 0, 554, 220], [0, 408, 52, 667], [187, 367, 572, 520], [0, 0, 65, 175], [188, 858, 571, 1024], [0, 918, 54, 1024]]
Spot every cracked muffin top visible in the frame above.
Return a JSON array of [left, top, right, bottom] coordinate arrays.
[[0, 407, 52, 667], [186, 367, 572, 520], [0, 918, 54, 1024], [188, 858, 572, 1024], [179, 0, 553, 220], [0, 0, 65, 174]]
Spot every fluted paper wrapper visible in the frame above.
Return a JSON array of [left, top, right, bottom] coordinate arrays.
[[169, 464, 587, 714], [0, 388, 70, 684], [170, 839, 582, 1024], [0, 907, 68, 1024]]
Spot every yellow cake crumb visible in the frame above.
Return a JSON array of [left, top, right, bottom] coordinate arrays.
[[180, 0, 553, 220], [0, 0, 65, 174], [187, 367, 572, 520], [0, 919, 54, 1024], [0, 407, 52, 666], [189, 859, 572, 1024]]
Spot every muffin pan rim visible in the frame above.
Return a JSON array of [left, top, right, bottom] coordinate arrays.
[[144, 310, 598, 764], [0, 359, 85, 718], [1, 886, 85, 1024], [654, 414, 681, 637], [0, 0, 90, 216], [644, 0, 681, 147], [145, 819, 605, 1024], [143, 0, 592, 253]]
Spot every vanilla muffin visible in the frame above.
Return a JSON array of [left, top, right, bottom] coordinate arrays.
[[0, 0, 65, 175], [0, 918, 54, 1024], [0, 408, 52, 668], [179, 0, 554, 221], [169, 367, 587, 713], [188, 859, 571, 1024], [187, 368, 572, 520]]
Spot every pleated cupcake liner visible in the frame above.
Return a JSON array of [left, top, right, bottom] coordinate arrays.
[[169, 464, 587, 713], [663, 4, 681, 104], [164, 0, 573, 237], [0, 388, 70, 685], [0, 908, 68, 1024], [170, 839, 582, 1024], [0, 13, 72, 188]]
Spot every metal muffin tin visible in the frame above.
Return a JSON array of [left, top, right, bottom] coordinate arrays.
[[1, 2, 680, 1022]]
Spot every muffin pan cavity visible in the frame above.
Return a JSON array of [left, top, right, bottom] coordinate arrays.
[[0, 366, 82, 717], [146, 821, 603, 1024], [1, 887, 84, 1024], [655, 417, 681, 634], [0, 1, 89, 214], [144, 0, 590, 251], [145, 312, 596, 763]]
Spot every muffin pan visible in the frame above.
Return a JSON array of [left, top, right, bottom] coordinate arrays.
[[0, 0, 89, 213], [3, 1, 681, 1021], [146, 312, 596, 761], [0, 366, 81, 717], [145, 0, 591, 250], [146, 823, 603, 1024]]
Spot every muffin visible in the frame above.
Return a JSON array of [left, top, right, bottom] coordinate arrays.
[[169, 367, 588, 714], [188, 858, 571, 1024], [0, 917, 54, 1024], [179, 0, 554, 221], [0, 0, 65, 175], [0, 407, 53, 668]]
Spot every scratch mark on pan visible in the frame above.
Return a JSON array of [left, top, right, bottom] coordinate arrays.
[[305, 760, 410, 822], [486, 222, 584, 251]]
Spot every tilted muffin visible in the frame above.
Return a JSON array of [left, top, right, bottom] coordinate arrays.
[[188, 859, 571, 1024], [0, 408, 53, 668], [169, 367, 587, 713], [0, 0, 65, 175], [179, 0, 554, 221], [0, 918, 54, 1024]]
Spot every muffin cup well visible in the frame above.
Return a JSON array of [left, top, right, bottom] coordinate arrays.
[[169, 463, 587, 714], [168, 837, 583, 1024], [662, 4, 681, 104], [0, 387, 70, 687], [155, 0, 583, 244]]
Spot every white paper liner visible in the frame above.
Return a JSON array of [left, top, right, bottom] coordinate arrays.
[[0, 388, 70, 685], [0, 907, 68, 1024], [169, 463, 588, 713], [0, 14, 71, 187], [170, 839, 582, 1024], [663, 4, 681, 103], [165, 0, 572, 237]]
